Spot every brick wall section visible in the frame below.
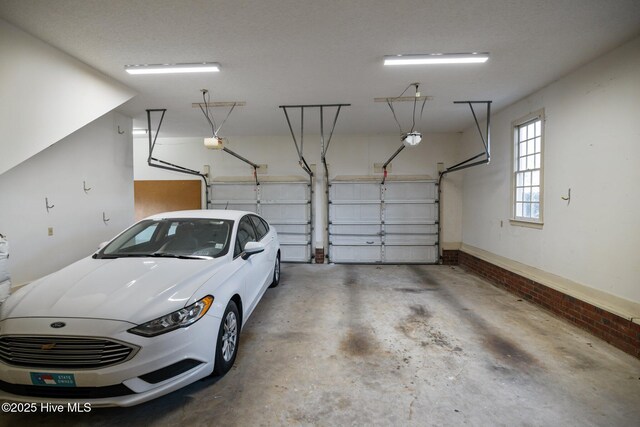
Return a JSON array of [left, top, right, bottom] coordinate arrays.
[[314, 248, 325, 264], [441, 250, 459, 265], [457, 251, 640, 359]]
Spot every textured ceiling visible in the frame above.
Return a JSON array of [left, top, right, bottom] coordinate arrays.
[[1, 0, 639, 137]]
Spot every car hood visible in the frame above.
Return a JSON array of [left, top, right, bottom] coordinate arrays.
[[1, 256, 226, 324]]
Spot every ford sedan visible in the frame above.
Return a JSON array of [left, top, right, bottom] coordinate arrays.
[[0, 210, 280, 406]]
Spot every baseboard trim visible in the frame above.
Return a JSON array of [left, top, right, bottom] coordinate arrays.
[[459, 244, 640, 323], [456, 247, 640, 359]]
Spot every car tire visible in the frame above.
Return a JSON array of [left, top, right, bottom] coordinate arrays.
[[213, 300, 240, 376], [269, 252, 280, 288]]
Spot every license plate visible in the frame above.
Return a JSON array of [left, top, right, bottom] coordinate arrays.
[[30, 372, 76, 387]]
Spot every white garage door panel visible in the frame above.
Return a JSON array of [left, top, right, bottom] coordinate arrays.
[[329, 223, 381, 236], [385, 181, 437, 200], [385, 203, 437, 222], [261, 182, 307, 200], [331, 245, 381, 263], [279, 244, 311, 263], [332, 182, 380, 200], [331, 204, 381, 222], [385, 246, 438, 263], [210, 182, 257, 211], [210, 183, 257, 200], [260, 181, 311, 263], [329, 178, 438, 264], [210, 179, 311, 263]]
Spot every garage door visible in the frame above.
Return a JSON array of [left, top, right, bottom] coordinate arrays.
[[210, 177, 312, 263], [328, 177, 438, 264]]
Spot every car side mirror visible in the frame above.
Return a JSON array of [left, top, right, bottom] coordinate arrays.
[[98, 241, 109, 250], [241, 241, 265, 260]]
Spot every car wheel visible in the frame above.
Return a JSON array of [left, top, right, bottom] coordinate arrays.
[[213, 300, 240, 376], [269, 252, 280, 288]]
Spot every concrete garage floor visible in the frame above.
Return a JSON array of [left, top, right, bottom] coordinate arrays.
[[3, 264, 640, 426]]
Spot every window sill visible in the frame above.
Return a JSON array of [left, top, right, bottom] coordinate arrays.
[[510, 219, 543, 229]]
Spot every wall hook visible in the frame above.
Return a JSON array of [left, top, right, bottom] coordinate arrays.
[[117, 125, 125, 135], [83, 181, 92, 194], [103, 212, 110, 225], [45, 197, 54, 212], [561, 188, 571, 205]]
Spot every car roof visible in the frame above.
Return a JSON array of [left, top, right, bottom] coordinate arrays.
[[144, 210, 257, 222]]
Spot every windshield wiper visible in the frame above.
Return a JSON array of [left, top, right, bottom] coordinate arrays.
[[96, 254, 151, 259], [150, 252, 213, 260], [96, 253, 212, 260]]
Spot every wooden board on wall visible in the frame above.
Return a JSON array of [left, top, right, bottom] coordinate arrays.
[[134, 180, 202, 220]]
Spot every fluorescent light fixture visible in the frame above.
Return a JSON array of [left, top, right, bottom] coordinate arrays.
[[403, 132, 422, 147], [132, 129, 148, 135], [384, 53, 489, 66], [125, 62, 221, 75]]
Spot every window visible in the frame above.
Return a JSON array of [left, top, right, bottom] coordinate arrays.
[[100, 219, 233, 258], [234, 216, 257, 257], [132, 223, 158, 246], [250, 215, 268, 241], [513, 111, 544, 224]]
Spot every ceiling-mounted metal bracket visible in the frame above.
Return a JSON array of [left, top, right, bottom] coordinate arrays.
[[279, 103, 350, 264], [146, 109, 211, 208], [436, 100, 492, 264], [222, 147, 260, 186], [443, 101, 492, 175], [192, 101, 247, 108], [279, 104, 350, 177], [380, 144, 406, 185], [196, 91, 260, 185], [378, 83, 431, 184], [374, 96, 433, 103]]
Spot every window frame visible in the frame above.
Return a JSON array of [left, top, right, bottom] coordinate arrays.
[[234, 215, 258, 258], [249, 215, 268, 241], [510, 109, 545, 228]]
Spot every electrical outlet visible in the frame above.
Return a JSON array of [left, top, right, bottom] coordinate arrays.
[[48, 227, 53, 236]]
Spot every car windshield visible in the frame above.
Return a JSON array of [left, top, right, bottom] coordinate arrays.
[[97, 218, 233, 259]]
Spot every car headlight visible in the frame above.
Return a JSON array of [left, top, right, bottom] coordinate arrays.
[[128, 295, 214, 337]]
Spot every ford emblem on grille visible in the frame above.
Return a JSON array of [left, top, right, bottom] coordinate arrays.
[[50, 322, 66, 328]]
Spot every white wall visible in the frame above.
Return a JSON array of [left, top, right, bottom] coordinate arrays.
[[0, 18, 135, 175], [460, 36, 640, 304], [0, 112, 135, 286], [134, 132, 463, 250]]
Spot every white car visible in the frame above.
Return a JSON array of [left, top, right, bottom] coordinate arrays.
[[0, 210, 280, 407]]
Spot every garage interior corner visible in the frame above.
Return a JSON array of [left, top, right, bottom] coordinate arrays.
[[4, 263, 639, 426]]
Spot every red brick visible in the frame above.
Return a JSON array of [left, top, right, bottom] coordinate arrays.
[[458, 251, 639, 360]]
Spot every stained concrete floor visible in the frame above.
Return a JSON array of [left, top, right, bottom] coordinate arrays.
[[2, 264, 640, 426]]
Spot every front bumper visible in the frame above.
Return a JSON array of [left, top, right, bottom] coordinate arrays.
[[0, 314, 220, 407]]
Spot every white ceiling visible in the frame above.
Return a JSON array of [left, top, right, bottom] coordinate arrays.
[[1, 0, 639, 138]]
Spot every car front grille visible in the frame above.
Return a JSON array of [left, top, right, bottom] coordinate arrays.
[[0, 336, 138, 369]]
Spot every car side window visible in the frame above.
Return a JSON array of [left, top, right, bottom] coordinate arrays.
[[250, 215, 268, 241], [234, 216, 257, 258], [260, 217, 270, 233]]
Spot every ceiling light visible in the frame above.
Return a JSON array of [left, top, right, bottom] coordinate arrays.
[[403, 132, 422, 147], [384, 53, 489, 66], [125, 62, 221, 75], [132, 129, 148, 135]]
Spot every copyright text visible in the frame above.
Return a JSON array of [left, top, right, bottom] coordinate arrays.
[[2, 402, 92, 413]]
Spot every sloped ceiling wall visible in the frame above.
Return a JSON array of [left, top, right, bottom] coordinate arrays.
[[0, 19, 135, 175]]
